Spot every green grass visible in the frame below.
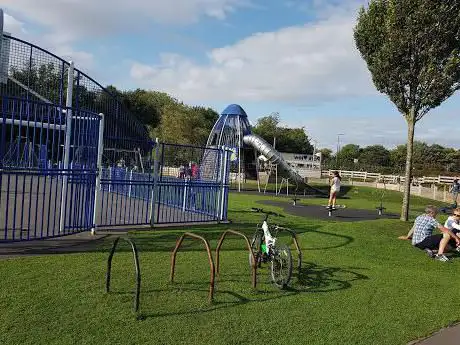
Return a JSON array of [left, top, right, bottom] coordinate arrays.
[[0, 186, 458, 345]]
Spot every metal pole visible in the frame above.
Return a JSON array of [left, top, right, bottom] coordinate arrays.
[[216, 146, 224, 219], [91, 113, 104, 235], [59, 61, 74, 233], [254, 149, 260, 193], [149, 138, 160, 226], [220, 148, 229, 221], [237, 116, 242, 192]]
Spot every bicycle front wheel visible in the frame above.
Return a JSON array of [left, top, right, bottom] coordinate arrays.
[[270, 244, 292, 289]]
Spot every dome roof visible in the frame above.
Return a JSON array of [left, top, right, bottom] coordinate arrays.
[[221, 104, 247, 117]]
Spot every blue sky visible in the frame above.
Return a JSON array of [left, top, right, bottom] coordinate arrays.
[[3, 0, 460, 152]]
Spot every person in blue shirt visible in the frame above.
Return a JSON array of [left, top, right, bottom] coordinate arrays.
[[449, 179, 460, 206]]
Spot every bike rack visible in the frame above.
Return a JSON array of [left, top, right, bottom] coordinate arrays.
[[106, 237, 141, 314], [274, 227, 302, 275], [170, 232, 215, 303], [215, 230, 257, 288]]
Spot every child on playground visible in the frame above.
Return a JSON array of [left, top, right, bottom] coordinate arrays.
[[398, 205, 460, 262], [327, 171, 341, 209]]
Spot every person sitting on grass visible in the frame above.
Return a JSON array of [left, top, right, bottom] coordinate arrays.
[[444, 208, 460, 235], [399, 205, 460, 262], [327, 171, 341, 210]]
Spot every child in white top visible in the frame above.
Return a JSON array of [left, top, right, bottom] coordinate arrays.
[[328, 171, 341, 209]]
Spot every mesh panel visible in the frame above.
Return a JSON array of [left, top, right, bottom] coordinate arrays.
[[0, 34, 151, 159]]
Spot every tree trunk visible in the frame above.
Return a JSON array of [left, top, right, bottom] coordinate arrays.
[[401, 110, 416, 221]]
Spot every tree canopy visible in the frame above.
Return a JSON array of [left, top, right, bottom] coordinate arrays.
[[252, 113, 314, 154], [354, 0, 460, 220]]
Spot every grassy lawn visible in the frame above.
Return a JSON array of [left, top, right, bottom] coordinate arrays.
[[1, 186, 459, 345]]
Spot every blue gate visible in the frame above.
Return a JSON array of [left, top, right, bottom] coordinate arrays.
[[95, 142, 230, 227], [0, 97, 101, 241]]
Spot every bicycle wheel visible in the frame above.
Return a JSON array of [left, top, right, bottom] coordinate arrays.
[[249, 230, 263, 267], [270, 244, 292, 289]]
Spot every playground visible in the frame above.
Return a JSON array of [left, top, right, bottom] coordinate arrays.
[[2, 11, 460, 345], [1, 186, 459, 345]]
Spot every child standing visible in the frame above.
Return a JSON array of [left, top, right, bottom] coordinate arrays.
[[327, 171, 341, 209]]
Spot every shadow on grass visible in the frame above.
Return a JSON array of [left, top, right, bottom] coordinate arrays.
[[108, 261, 368, 320]]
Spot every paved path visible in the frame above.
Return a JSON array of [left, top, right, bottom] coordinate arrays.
[[410, 323, 460, 345]]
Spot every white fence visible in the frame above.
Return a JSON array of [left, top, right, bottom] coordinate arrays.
[[321, 170, 459, 203], [322, 170, 459, 186]]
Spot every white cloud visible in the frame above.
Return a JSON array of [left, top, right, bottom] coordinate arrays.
[[129, 6, 376, 104], [295, 112, 460, 151], [3, 0, 249, 40], [3, 13, 26, 35]]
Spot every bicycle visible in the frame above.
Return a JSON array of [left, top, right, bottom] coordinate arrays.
[[249, 207, 293, 289]]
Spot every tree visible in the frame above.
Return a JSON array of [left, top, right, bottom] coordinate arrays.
[[359, 145, 390, 168], [252, 113, 279, 146], [354, 0, 460, 221], [252, 113, 314, 153], [336, 144, 360, 168]]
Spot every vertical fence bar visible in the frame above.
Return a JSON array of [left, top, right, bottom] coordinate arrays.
[[59, 61, 74, 233], [150, 138, 160, 225], [91, 113, 104, 235], [220, 148, 228, 221]]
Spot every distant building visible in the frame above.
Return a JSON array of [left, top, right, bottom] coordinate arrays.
[[280, 152, 322, 178]]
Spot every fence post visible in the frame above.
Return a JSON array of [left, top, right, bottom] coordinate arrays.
[[91, 113, 104, 235], [220, 148, 229, 221], [149, 138, 160, 226], [418, 184, 422, 195], [432, 184, 436, 200], [59, 61, 74, 233], [215, 147, 224, 219], [183, 177, 189, 212], [108, 166, 112, 193], [128, 169, 133, 198], [444, 185, 447, 202], [364, 171, 367, 182]]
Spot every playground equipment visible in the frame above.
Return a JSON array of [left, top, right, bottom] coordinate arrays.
[[206, 104, 326, 196], [1, 18, 231, 242], [324, 205, 347, 217], [375, 178, 387, 216]]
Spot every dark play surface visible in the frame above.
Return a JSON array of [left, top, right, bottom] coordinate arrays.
[[257, 200, 400, 221]]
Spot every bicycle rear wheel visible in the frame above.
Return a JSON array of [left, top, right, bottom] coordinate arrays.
[[270, 244, 292, 289]]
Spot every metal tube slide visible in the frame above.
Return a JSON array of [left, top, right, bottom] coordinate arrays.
[[243, 134, 327, 196], [243, 134, 306, 185]]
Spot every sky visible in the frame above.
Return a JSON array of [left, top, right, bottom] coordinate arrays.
[[2, 0, 460, 153]]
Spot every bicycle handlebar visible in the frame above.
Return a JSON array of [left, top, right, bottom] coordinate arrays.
[[251, 207, 285, 218]]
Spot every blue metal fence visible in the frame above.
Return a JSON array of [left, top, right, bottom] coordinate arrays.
[[0, 33, 231, 242], [95, 142, 231, 227], [0, 97, 100, 241]]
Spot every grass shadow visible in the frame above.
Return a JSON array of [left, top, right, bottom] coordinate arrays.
[[108, 262, 368, 320]]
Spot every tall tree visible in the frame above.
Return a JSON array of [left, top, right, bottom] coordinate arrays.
[[354, 0, 460, 221], [252, 113, 314, 153]]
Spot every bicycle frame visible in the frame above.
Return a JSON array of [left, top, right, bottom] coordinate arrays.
[[261, 220, 276, 254]]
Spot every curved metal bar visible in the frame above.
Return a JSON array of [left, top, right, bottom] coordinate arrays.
[[215, 230, 257, 288], [274, 227, 302, 275], [170, 232, 215, 303], [106, 237, 141, 313]]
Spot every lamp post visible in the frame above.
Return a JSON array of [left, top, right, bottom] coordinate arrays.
[[336, 133, 344, 166]]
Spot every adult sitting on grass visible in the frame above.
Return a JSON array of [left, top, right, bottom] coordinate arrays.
[[398, 205, 460, 262], [444, 208, 460, 235]]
